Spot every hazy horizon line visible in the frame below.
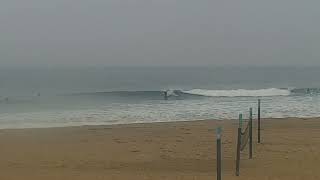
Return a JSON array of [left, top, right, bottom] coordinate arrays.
[[1, 64, 320, 69]]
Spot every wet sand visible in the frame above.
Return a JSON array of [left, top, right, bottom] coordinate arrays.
[[0, 118, 319, 179]]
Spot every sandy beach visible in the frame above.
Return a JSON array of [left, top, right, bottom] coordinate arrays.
[[0, 118, 319, 180]]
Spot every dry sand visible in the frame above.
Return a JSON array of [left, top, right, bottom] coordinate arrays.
[[0, 118, 319, 179]]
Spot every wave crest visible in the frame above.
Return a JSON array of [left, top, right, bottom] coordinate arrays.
[[182, 88, 291, 97]]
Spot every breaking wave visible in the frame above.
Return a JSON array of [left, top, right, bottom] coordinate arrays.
[[182, 88, 291, 97]]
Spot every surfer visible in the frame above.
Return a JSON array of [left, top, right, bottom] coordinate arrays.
[[163, 90, 168, 100]]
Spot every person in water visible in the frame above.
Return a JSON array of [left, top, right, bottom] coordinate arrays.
[[163, 90, 168, 100]]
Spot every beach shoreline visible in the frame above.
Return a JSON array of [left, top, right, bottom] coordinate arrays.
[[0, 117, 319, 179], [1, 116, 320, 130]]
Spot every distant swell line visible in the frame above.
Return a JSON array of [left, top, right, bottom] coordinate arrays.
[[65, 87, 320, 98]]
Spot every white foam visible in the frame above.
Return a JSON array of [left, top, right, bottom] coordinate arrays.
[[1, 95, 320, 129], [166, 90, 178, 97], [182, 88, 291, 97]]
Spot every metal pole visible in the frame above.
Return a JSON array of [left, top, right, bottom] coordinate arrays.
[[236, 113, 242, 176], [216, 127, 222, 180], [249, 108, 253, 159], [258, 99, 261, 143], [236, 127, 241, 176], [239, 113, 243, 128]]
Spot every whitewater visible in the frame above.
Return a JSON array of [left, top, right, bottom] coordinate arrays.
[[181, 88, 291, 97]]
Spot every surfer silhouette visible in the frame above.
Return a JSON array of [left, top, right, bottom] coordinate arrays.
[[163, 90, 168, 100]]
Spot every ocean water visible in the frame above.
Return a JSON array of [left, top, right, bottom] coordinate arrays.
[[0, 66, 320, 129]]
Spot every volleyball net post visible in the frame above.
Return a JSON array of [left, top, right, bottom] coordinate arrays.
[[249, 108, 253, 159], [258, 99, 261, 143], [216, 127, 222, 180], [235, 113, 242, 176]]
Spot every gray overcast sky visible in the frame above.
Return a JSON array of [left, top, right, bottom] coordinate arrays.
[[1, 0, 319, 67]]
